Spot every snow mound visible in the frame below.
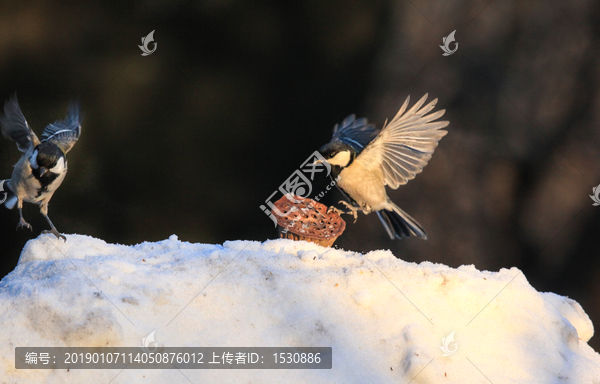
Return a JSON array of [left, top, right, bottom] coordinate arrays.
[[1, 234, 599, 383]]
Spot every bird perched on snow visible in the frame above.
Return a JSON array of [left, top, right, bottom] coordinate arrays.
[[1, 95, 82, 241], [317, 94, 448, 240]]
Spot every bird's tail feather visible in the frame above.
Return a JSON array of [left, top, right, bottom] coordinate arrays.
[[376, 202, 427, 240], [1, 180, 16, 209]]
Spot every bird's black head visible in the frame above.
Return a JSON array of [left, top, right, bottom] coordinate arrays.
[[29, 142, 66, 178], [319, 141, 357, 169]]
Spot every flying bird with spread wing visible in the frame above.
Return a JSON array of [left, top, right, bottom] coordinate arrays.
[[317, 94, 448, 240], [1, 95, 82, 241]]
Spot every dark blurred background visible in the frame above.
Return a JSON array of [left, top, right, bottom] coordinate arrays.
[[1, 0, 599, 350]]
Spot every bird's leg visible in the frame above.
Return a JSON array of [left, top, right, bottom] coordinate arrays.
[[338, 200, 359, 223], [39, 201, 66, 241], [16, 206, 32, 231], [42, 214, 66, 242]]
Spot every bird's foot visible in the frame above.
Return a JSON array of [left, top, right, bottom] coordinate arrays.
[[16, 218, 32, 231], [338, 200, 359, 223], [42, 229, 67, 242], [326, 206, 345, 216]]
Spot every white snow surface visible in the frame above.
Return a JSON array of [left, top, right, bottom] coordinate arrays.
[[1, 233, 599, 383]]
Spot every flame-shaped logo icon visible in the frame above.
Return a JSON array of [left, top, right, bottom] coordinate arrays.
[[590, 184, 600, 206], [440, 330, 458, 356], [140, 330, 158, 352], [440, 30, 458, 56], [139, 30, 157, 56], [0, 180, 7, 205]]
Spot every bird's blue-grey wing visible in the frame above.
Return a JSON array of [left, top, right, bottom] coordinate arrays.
[[0, 95, 40, 152], [41, 101, 82, 154], [331, 114, 379, 152], [358, 94, 449, 189]]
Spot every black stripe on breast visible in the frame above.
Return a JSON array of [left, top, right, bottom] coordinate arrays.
[[33, 171, 60, 198]]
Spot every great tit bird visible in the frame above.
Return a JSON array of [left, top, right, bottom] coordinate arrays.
[[318, 94, 448, 240], [1, 95, 81, 241]]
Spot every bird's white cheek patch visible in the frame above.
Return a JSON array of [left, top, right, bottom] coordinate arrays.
[[29, 150, 39, 169], [328, 151, 351, 167], [51, 157, 66, 173]]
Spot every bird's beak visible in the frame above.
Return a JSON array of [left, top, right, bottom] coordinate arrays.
[[39, 167, 47, 176]]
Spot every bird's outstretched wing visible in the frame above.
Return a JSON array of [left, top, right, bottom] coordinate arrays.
[[0, 95, 40, 152], [330, 114, 379, 152], [358, 94, 449, 189], [41, 101, 82, 154]]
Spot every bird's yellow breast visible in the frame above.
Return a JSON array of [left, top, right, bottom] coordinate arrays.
[[338, 158, 388, 211]]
